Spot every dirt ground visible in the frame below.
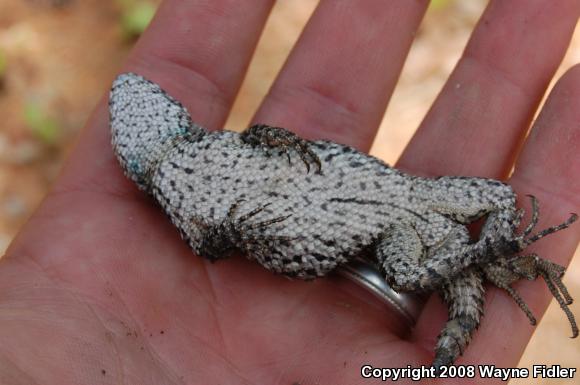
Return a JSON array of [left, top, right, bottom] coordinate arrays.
[[0, 0, 578, 382]]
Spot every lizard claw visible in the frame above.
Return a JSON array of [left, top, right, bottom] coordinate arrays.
[[511, 196, 578, 251], [192, 200, 296, 262], [483, 254, 577, 337], [241, 124, 322, 173]]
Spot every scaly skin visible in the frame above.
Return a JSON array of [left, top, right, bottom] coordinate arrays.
[[109, 72, 577, 369]]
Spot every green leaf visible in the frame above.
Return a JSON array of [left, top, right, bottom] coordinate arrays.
[[0, 49, 6, 78], [23, 102, 60, 145], [121, 2, 156, 37], [429, 0, 452, 11]]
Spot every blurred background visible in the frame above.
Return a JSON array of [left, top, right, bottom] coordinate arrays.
[[0, 1, 578, 381]]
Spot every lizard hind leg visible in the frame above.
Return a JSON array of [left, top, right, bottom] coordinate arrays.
[[483, 254, 578, 338], [432, 269, 485, 371], [376, 222, 478, 291], [375, 222, 426, 291], [375, 222, 486, 367], [483, 195, 578, 254]]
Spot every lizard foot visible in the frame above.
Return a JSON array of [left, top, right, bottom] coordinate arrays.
[[512, 195, 578, 251], [192, 199, 295, 262], [483, 254, 578, 338], [241, 124, 322, 173]]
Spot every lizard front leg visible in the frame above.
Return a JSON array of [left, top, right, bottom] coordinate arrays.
[[240, 124, 321, 172], [191, 200, 294, 262]]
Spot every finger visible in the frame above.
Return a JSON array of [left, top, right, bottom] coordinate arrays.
[[464, 64, 580, 368], [413, 65, 580, 367], [253, 0, 428, 151], [56, 0, 274, 193], [398, 0, 579, 177]]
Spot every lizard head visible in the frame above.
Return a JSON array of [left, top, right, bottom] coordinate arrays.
[[109, 72, 204, 191]]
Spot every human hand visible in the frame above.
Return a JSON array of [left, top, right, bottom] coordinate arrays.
[[1, 1, 579, 384]]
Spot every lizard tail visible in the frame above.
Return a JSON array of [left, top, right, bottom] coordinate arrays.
[[109, 72, 206, 191], [432, 269, 485, 373]]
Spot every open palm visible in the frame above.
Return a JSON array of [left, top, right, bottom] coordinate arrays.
[[2, 1, 579, 384]]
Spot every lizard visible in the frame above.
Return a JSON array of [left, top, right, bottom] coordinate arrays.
[[109, 72, 578, 369]]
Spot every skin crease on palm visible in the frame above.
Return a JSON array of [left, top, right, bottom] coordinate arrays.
[[0, 0, 579, 384]]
